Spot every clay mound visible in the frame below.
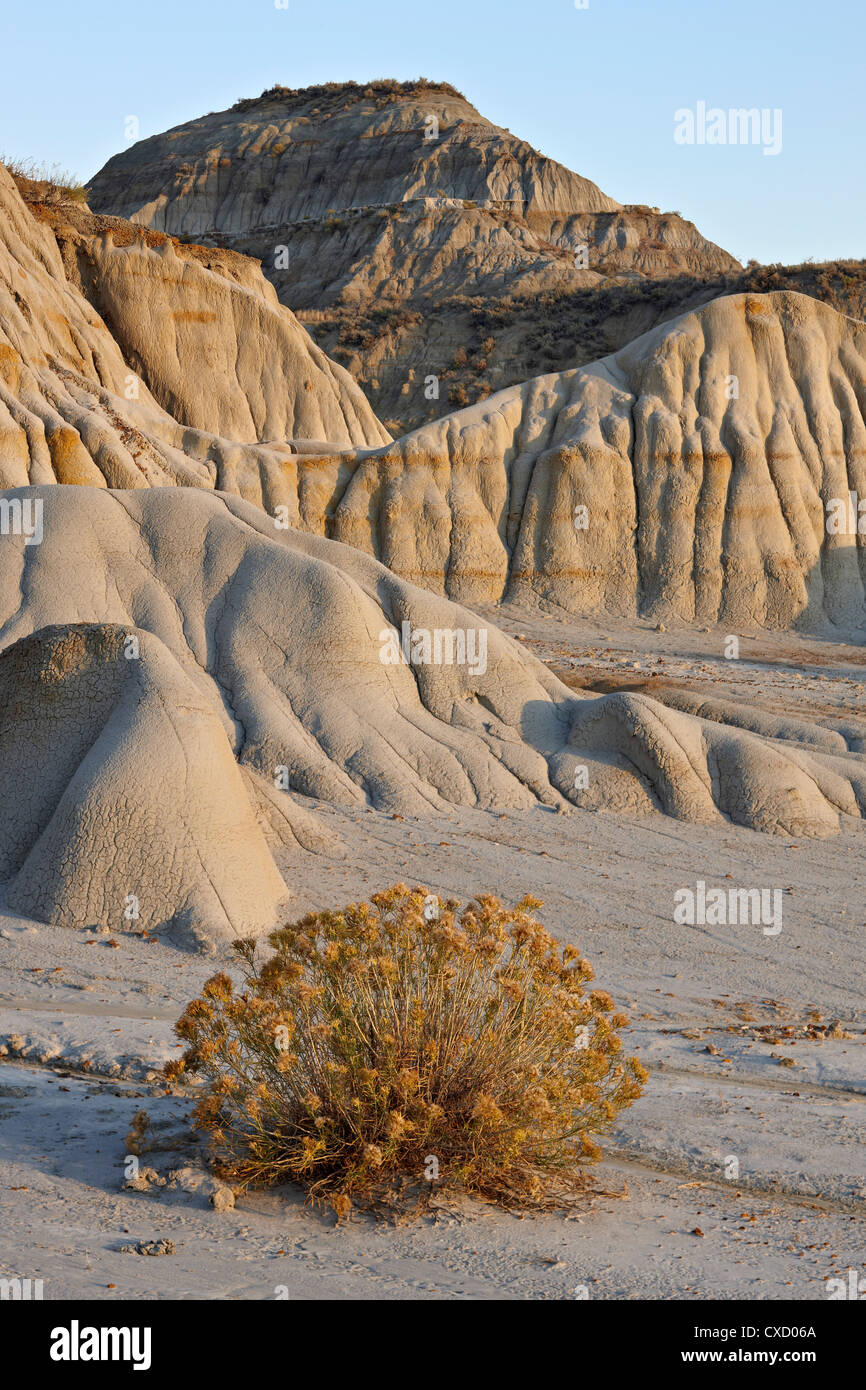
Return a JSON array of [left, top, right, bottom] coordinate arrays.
[[321, 291, 866, 633], [0, 485, 862, 942], [86, 80, 739, 432], [31, 192, 390, 449], [0, 161, 387, 503], [0, 623, 289, 946]]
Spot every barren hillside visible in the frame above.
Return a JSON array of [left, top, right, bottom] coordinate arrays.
[[305, 291, 866, 635], [0, 161, 388, 502], [87, 79, 741, 431], [4, 165, 864, 635], [0, 485, 863, 948]]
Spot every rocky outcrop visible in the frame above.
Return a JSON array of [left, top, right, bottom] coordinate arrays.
[[313, 291, 866, 634], [0, 485, 863, 943], [0, 161, 388, 501], [87, 80, 740, 431]]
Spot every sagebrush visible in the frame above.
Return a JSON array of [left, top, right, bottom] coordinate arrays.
[[168, 886, 646, 1211]]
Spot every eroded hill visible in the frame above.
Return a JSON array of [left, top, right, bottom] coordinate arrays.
[[0, 160, 388, 502], [0, 485, 863, 945], [294, 292, 866, 635], [87, 79, 741, 432], [3, 165, 864, 635]]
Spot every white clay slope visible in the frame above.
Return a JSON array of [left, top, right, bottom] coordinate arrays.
[[0, 623, 289, 947], [0, 486, 863, 945]]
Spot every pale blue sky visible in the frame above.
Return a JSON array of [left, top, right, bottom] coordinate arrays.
[[2, 0, 862, 265]]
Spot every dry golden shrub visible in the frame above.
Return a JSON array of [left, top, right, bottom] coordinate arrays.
[[168, 886, 647, 1211]]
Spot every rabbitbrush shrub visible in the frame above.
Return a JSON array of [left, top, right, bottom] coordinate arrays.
[[168, 886, 646, 1210]]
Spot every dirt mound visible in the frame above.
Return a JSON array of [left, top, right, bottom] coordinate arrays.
[[0, 623, 289, 946]]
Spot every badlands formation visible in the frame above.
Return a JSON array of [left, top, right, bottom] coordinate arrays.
[[88, 80, 740, 431], [325, 291, 866, 632], [0, 78, 863, 1310], [0, 162, 387, 502], [4, 165, 865, 633], [0, 484, 863, 946], [0, 118, 864, 947], [88, 80, 738, 283]]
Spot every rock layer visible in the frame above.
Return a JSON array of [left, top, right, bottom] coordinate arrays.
[[0, 161, 387, 505], [322, 291, 866, 633]]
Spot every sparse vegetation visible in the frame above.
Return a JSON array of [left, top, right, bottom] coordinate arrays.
[[168, 885, 646, 1213], [301, 249, 866, 437], [232, 78, 467, 116], [2, 156, 87, 204]]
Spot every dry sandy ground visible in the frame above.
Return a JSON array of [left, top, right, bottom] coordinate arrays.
[[0, 615, 863, 1301]]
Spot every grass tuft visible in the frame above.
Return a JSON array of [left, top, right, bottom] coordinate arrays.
[[1, 156, 88, 204]]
